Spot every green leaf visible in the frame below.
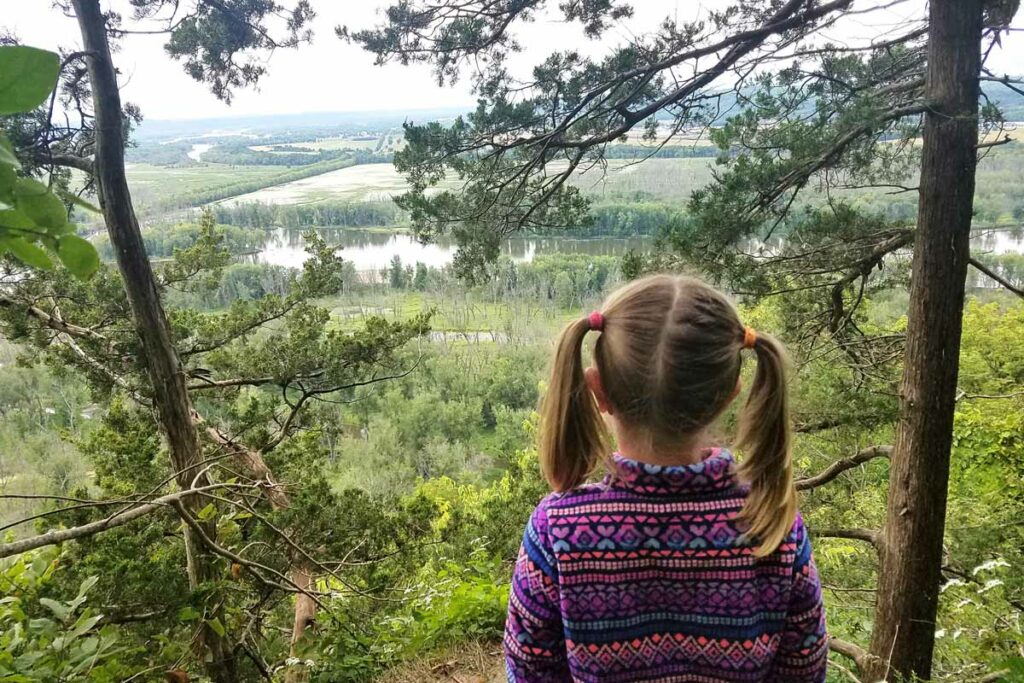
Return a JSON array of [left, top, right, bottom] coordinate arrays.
[[178, 606, 201, 622], [77, 575, 99, 598], [0, 209, 35, 231], [4, 237, 53, 270], [0, 46, 60, 115], [206, 617, 226, 637], [56, 188, 100, 214], [197, 503, 217, 521], [0, 135, 20, 170], [69, 613, 103, 639], [0, 161, 16, 205], [13, 177, 67, 230], [56, 234, 99, 279], [38, 598, 70, 622]]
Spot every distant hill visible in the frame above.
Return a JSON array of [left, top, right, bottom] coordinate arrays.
[[133, 106, 469, 142], [986, 81, 1024, 120], [137, 80, 1023, 143]]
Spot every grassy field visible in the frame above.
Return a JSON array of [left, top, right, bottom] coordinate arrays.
[[221, 163, 417, 204], [220, 157, 722, 206], [127, 162, 289, 209]]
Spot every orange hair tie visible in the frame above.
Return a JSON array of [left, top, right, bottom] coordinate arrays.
[[742, 326, 757, 349]]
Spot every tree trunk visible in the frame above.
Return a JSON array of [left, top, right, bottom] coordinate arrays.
[[71, 2, 237, 680], [866, 1, 983, 679]]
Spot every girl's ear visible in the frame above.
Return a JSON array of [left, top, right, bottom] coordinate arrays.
[[584, 366, 613, 415]]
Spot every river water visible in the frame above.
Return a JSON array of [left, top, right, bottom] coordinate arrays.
[[251, 226, 1024, 274], [254, 228, 654, 272]]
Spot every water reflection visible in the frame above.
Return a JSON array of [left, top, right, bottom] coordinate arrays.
[[252, 226, 1024, 272], [254, 228, 653, 271]]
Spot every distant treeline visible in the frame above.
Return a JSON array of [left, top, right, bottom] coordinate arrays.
[[601, 144, 719, 159], [213, 200, 403, 228], [214, 199, 684, 237], [95, 222, 266, 260], [575, 202, 684, 236], [381, 253, 618, 307], [202, 143, 392, 167], [126, 141, 196, 166]]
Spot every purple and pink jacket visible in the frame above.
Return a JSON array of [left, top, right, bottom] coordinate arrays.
[[503, 449, 828, 682]]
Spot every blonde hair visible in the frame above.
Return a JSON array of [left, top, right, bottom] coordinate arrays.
[[538, 275, 796, 556]]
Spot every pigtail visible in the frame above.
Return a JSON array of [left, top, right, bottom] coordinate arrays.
[[735, 331, 797, 557], [538, 317, 608, 491]]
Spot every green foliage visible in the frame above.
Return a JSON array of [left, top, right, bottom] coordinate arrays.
[[160, 0, 315, 102], [0, 549, 125, 682], [0, 45, 99, 278]]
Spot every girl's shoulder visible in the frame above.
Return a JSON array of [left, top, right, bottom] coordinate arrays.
[[539, 480, 612, 508]]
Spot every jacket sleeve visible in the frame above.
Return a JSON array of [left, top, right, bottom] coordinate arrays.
[[768, 514, 829, 683], [504, 500, 572, 683]]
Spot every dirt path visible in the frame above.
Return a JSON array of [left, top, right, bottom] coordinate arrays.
[[375, 641, 504, 683]]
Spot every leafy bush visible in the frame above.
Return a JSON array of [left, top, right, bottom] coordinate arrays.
[[0, 549, 125, 682]]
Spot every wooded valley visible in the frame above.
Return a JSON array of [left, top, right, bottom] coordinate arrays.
[[1, 1, 1024, 681]]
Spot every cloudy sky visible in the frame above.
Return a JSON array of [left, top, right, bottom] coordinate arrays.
[[4, 1, 1023, 121]]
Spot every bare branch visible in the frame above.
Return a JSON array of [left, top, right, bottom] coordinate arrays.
[[969, 256, 1024, 298], [47, 153, 95, 173], [796, 446, 893, 491], [829, 637, 877, 678], [0, 295, 110, 343], [0, 484, 243, 559], [811, 527, 883, 551]]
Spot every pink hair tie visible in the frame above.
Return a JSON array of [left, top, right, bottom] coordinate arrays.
[[587, 311, 605, 331]]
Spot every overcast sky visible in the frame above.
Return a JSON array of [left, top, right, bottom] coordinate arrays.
[[4, 1, 1023, 121]]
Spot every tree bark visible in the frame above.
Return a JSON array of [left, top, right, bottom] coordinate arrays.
[[866, 1, 984, 679], [70, 1, 237, 680]]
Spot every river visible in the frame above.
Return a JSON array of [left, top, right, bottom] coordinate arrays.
[[250, 226, 1024, 274], [254, 228, 654, 272]]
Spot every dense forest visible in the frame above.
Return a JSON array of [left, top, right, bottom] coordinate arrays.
[[2, 1, 1024, 682]]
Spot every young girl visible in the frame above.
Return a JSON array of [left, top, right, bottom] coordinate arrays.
[[504, 275, 827, 682]]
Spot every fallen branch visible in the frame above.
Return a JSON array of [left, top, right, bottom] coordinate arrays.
[[796, 446, 893, 491], [812, 527, 882, 551], [829, 637, 875, 679], [0, 484, 243, 559], [0, 295, 110, 343]]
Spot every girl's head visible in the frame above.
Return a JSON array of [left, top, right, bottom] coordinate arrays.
[[538, 274, 796, 555]]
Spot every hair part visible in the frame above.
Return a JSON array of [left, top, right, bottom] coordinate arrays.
[[537, 274, 797, 556]]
